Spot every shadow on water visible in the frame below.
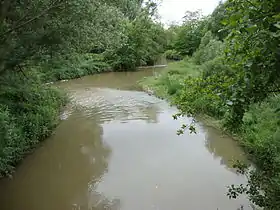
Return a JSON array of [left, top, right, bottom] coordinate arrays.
[[0, 110, 113, 210], [202, 125, 248, 172]]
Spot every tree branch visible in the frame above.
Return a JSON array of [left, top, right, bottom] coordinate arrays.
[[0, 0, 64, 39], [17, 65, 27, 78], [244, 0, 267, 15]]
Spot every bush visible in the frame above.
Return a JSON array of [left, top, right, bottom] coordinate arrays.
[[0, 71, 67, 176], [241, 95, 280, 158], [164, 50, 182, 61], [230, 95, 280, 208], [193, 31, 224, 65], [174, 75, 226, 119], [0, 106, 22, 175], [201, 57, 233, 78], [40, 53, 111, 82], [157, 74, 183, 96]]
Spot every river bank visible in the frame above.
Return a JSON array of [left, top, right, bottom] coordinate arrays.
[[0, 73, 67, 177], [0, 68, 252, 210], [139, 59, 280, 208], [0, 43, 171, 177], [139, 60, 236, 138], [140, 59, 279, 146], [0, 55, 168, 177]]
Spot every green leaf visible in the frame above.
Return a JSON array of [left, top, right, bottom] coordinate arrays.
[[226, 100, 233, 106], [246, 25, 257, 33], [274, 22, 280, 29]]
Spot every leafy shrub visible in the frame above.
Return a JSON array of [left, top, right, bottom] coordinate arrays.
[[241, 95, 280, 157], [0, 106, 22, 175], [158, 74, 183, 95], [193, 31, 224, 65], [164, 50, 182, 61], [40, 54, 111, 82], [228, 95, 280, 208], [201, 57, 233, 78], [0, 71, 67, 176], [174, 76, 226, 119]]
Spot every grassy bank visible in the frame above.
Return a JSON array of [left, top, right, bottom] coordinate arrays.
[[140, 60, 280, 156], [140, 59, 280, 207], [140, 59, 201, 99]]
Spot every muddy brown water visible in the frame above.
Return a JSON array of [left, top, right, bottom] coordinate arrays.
[[0, 68, 253, 210]]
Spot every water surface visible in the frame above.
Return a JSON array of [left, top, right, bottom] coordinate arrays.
[[0, 69, 252, 210]]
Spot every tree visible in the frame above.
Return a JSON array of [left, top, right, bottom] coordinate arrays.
[[0, 0, 127, 76], [173, 11, 208, 56], [207, 1, 231, 40], [104, 0, 166, 70]]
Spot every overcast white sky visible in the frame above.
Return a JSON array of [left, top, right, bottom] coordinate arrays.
[[158, 0, 221, 25]]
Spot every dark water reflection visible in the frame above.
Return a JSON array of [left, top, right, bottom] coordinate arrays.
[[0, 68, 252, 210], [0, 110, 111, 210], [203, 126, 248, 171]]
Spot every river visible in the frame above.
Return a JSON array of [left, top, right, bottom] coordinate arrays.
[[0, 68, 253, 210]]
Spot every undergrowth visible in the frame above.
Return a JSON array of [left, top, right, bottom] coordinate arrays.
[[0, 71, 67, 176], [39, 53, 111, 82]]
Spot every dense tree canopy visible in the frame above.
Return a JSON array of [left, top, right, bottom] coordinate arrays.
[[0, 0, 165, 75]]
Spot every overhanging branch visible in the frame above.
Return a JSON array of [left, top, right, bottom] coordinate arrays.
[[0, 0, 64, 39]]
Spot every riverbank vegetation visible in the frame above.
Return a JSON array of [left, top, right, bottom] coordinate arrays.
[[141, 0, 280, 209], [0, 0, 166, 176], [1, 0, 280, 208]]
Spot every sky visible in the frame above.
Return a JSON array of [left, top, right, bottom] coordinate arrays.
[[158, 0, 221, 25]]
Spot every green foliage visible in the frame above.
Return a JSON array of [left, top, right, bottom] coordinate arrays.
[[0, 0, 125, 75], [165, 24, 181, 50], [207, 1, 231, 40], [174, 69, 231, 119], [228, 96, 280, 209], [201, 57, 233, 78], [172, 13, 208, 56], [0, 0, 167, 177], [0, 105, 21, 175], [0, 0, 159, 76], [193, 31, 225, 64], [221, 0, 280, 129], [164, 50, 182, 61], [140, 60, 201, 98], [0, 72, 66, 176], [143, 0, 280, 207], [40, 53, 111, 82], [104, 7, 166, 71]]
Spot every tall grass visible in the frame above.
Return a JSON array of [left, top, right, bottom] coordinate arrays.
[[139, 59, 201, 98]]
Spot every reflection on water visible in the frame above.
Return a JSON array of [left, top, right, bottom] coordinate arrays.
[[0, 110, 111, 210], [0, 69, 252, 210], [203, 125, 248, 171]]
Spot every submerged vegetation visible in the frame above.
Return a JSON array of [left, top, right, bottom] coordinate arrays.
[[141, 0, 280, 209]]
